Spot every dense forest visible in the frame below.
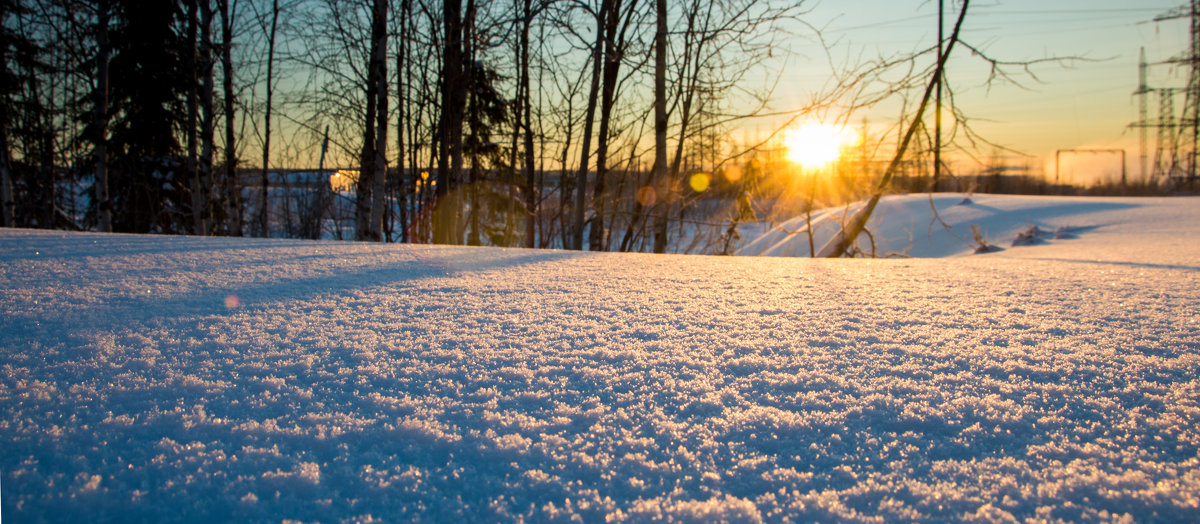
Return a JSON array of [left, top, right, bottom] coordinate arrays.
[[2, 0, 1075, 253]]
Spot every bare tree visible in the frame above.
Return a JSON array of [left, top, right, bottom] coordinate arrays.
[[0, 0, 11, 228], [818, 0, 971, 257], [199, 0, 215, 235], [257, 0, 278, 237], [218, 0, 241, 235], [570, 0, 605, 250], [0, 0, 9, 227], [0, 117, 10, 228], [368, 0, 387, 241], [93, 0, 112, 232], [541, 22, 589, 249], [184, 0, 204, 235], [588, 0, 639, 251], [394, 0, 410, 243], [650, 0, 666, 253], [520, 0, 539, 248], [641, 0, 809, 253], [354, 0, 387, 242], [436, 0, 468, 244]]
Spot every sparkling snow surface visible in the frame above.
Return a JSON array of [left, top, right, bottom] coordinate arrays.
[[2, 195, 1199, 522]]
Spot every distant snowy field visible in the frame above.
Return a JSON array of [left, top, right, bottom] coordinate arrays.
[[2, 194, 1198, 522]]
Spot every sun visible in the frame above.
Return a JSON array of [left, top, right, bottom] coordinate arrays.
[[785, 123, 856, 168]]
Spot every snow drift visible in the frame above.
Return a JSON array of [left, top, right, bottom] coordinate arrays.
[[737, 193, 1160, 259]]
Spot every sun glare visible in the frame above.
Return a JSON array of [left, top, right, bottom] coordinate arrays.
[[785, 123, 856, 168]]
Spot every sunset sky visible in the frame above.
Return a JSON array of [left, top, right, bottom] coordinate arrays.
[[787, 0, 1189, 182], [257, 1, 1192, 184]]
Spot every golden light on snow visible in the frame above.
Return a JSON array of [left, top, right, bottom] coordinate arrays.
[[689, 173, 711, 192], [784, 123, 857, 168], [331, 169, 358, 191]]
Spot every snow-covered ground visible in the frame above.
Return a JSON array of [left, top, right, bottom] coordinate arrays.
[[737, 193, 1200, 261], [2, 194, 1198, 522]]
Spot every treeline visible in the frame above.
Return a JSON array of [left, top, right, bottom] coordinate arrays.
[[0, 0, 810, 252]]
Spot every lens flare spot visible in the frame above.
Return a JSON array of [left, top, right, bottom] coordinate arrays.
[[723, 165, 743, 182], [636, 186, 658, 207], [689, 173, 711, 192], [224, 295, 242, 309]]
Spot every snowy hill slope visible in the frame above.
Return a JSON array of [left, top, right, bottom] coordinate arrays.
[[1, 196, 1199, 522], [737, 193, 1199, 261]]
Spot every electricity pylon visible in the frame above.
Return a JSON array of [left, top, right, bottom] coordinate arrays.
[[1150, 0, 1200, 182]]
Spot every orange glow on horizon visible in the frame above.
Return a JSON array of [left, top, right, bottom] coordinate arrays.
[[785, 123, 858, 169]]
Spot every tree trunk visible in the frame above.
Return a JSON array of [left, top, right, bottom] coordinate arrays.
[[357, 0, 387, 242], [557, 96, 574, 249], [437, 0, 467, 244], [94, 0, 112, 233], [521, 0, 536, 248], [505, 2, 521, 245], [397, 0, 409, 243], [651, 0, 668, 253], [0, 132, 10, 228], [199, 0, 215, 235], [357, 76, 377, 240], [934, 0, 943, 188], [219, 0, 240, 236], [184, 0, 201, 235], [466, 4, 482, 246], [572, 3, 605, 250], [668, 6, 701, 198], [259, 0, 278, 237], [0, 0, 9, 227], [590, 0, 623, 251], [370, 0, 388, 242]]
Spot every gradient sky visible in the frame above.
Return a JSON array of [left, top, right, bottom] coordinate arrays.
[[782, 0, 1188, 182]]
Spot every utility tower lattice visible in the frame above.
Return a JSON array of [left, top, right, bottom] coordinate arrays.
[[1177, 0, 1200, 182], [1158, 89, 1177, 177], [1136, 48, 1151, 181], [1135, 0, 1200, 183]]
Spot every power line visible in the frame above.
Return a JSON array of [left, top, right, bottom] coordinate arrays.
[[979, 8, 1171, 16], [828, 8, 1165, 36]]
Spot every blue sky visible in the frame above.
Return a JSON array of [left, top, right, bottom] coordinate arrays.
[[783, 0, 1188, 180]]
